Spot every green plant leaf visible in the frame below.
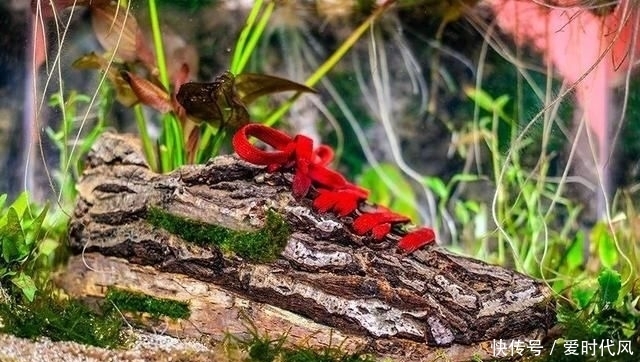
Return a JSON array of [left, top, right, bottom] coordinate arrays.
[[2, 208, 28, 263], [38, 238, 59, 257], [464, 86, 495, 112], [454, 202, 471, 225], [0, 192, 28, 228], [450, 173, 482, 184], [0, 194, 7, 211], [24, 204, 49, 247], [591, 223, 618, 268], [565, 230, 585, 271], [494, 94, 511, 110], [464, 86, 510, 122], [464, 200, 480, 213], [597, 268, 621, 308], [572, 283, 596, 310], [79, 124, 106, 162], [422, 177, 448, 199], [11, 272, 37, 302], [1, 270, 15, 277], [230, 0, 274, 75], [45, 126, 65, 150], [359, 166, 391, 206], [359, 164, 418, 222], [8, 192, 29, 217]]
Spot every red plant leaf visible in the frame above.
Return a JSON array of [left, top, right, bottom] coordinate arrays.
[[352, 211, 409, 236], [397, 228, 436, 254], [313, 189, 366, 216], [122, 71, 173, 113], [90, 2, 139, 62], [136, 30, 157, 72], [371, 224, 392, 240]]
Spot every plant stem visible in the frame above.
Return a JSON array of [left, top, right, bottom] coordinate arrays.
[[147, 0, 185, 171], [264, 0, 396, 127], [236, 1, 274, 74], [133, 105, 158, 171], [159, 145, 170, 173], [231, 0, 264, 73], [231, 0, 274, 75], [196, 124, 220, 164], [490, 112, 505, 266], [166, 113, 185, 170], [147, 0, 169, 88]]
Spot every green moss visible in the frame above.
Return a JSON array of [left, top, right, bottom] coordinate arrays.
[[0, 288, 190, 349], [146, 208, 291, 263], [105, 287, 190, 320], [0, 294, 123, 348], [242, 334, 376, 362], [226, 316, 376, 362], [241, 331, 375, 362], [280, 348, 375, 362]]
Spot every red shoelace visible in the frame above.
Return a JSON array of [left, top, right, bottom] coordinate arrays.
[[232, 123, 436, 254]]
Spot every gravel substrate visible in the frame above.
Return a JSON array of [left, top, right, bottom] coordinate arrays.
[[0, 331, 222, 362]]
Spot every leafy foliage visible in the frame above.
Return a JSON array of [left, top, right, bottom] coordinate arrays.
[[16, 0, 640, 356], [0, 193, 51, 302], [0, 194, 125, 348], [545, 269, 640, 361], [47, 91, 106, 204]]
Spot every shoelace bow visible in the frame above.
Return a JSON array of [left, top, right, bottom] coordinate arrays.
[[232, 123, 436, 254]]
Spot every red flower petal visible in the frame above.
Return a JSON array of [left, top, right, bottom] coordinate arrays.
[[353, 211, 409, 235], [313, 188, 366, 216], [232, 123, 436, 255], [371, 224, 391, 240], [397, 228, 436, 254]]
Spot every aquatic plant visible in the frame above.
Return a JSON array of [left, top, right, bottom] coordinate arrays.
[[6, 0, 639, 357]]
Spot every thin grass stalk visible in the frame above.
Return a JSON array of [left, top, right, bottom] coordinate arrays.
[[147, 0, 184, 171], [159, 145, 170, 172], [196, 125, 217, 164], [197, 0, 273, 163], [147, 0, 168, 88], [133, 105, 158, 171], [197, 128, 225, 164], [231, 0, 266, 74], [489, 111, 506, 266], [263, 0, 396, 127], [234, 1, 274, 74]]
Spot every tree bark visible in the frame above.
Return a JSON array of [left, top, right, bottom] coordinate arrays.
[[63, 132, 556, 361]]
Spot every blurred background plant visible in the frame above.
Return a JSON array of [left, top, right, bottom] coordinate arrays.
[[0, 0, 639, 357]]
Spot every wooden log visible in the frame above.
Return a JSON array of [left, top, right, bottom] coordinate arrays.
[[64, 132, 556, 361]]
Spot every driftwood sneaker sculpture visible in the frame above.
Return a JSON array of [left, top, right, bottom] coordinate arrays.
[[65, 127, 556, 361]]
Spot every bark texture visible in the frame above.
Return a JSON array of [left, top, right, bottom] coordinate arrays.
[[64, 132, 556, 361]]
